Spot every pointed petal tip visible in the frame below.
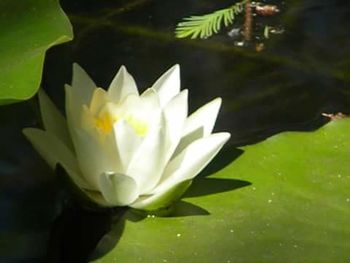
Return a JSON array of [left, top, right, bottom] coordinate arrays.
[[214, 132, 231, 143], [223, 131, 231, 140], [108, 65, 138, 101], [37, 88, 45, 97], [161, 64, 180, 77], [119, 65, 127, 71], [22, 127, 41, 136], [37, 88, 47, 108], [72, 62, 83, 68], [72, 62, 82, 72], [213, 97, 222, 106], [116, 65, 127, 75], [64, 83, 72, 90], [22, 127, 32, 137], [170, 64, 180, 73]]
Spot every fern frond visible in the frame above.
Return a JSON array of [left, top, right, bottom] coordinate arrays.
[[175, 2, 245, 39]]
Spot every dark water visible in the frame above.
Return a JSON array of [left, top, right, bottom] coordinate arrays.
[[1, 0, 350, 261]]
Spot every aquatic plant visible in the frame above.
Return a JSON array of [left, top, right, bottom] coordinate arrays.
[[175, 1, 245, 39], [23, 64, 230, 211]]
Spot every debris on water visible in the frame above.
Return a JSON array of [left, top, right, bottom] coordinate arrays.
[[322, 112, 347, 120], [270, 26, 285, 35], [227, 27, 242, 39], [254, 4, 280, 16], [234, 41, 246, 47], [255, 42, 265, 52]]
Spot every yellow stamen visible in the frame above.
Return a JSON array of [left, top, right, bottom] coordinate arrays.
[[124, 115, 149, 136], [95, 112, 115, 134], [95, 111, 149, 136]]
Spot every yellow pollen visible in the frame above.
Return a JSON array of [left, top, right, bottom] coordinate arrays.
[[95, 112, 149, 136], [95, 113, 115, 134], [124, 115, 149, 136]]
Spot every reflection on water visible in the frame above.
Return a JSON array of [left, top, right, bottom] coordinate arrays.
[[1, 0, 350, 261]]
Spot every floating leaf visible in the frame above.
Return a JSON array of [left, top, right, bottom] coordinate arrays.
[[94, 118, 350, 262], [0, 0, 73, 105]]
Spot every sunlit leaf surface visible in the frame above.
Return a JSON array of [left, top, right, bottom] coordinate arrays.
[[0, 0, 72, 105], [94, 118, 350, 262]]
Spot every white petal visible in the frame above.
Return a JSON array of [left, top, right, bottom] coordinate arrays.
[[23, 128, 92, 190], [173, 127, 204, 158], [131, 180, 191, 210], [114, 120, 143, 172], [72, 129, 121, 189], [89, 88, 108, 115], [184, 97, 222, 137], [120, 93, 142, 112], [153, 132, 231, 195], [151, 64, 180, 107], [38, 89, 72, 149], [108, 66, 138, 103], [131, 88, 161, 126], [163, 89, 188, 161], [80, 105, 96, 131], [99, 172, 139, 206], [140, 88, 161, 113], [71, 63, 96, 105], [126, 117, 167, 194], [65, 84, 83, 131], [140, 87, 158, 100], [172, 97, 222, 158]]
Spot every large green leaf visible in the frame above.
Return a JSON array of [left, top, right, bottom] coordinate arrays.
[[0, 0, 72, 105], [94, 118, 350, 262]]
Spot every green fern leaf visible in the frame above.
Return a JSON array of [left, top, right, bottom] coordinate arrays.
[[175, 2, 245, 39]]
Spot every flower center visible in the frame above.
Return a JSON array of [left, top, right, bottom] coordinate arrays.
[[95, 110, 149, 136], [95, 112, 115, 134]]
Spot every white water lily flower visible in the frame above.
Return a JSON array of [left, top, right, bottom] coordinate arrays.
[[23, 64, 230, 210]]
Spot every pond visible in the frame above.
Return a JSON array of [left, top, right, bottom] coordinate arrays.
[[1, 0, 350, 261]]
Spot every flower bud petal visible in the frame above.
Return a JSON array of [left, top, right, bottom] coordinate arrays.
[[108, 65, 138, 103], [151, 64, 180, 107], [99, 172, 139, 206]]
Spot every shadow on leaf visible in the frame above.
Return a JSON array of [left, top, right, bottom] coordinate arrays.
[[125, 200, 210, 222], [48, 147, 247, 262], [90, 201, 210, 260], [46, 203, 126, 263], [88, 211, 126, 261], [199, 146, 244, 178], [184, 178, 251, 198], [170, 200, 210, 217]]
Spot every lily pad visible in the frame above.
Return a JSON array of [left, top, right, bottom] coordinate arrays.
[[0, 0, 73, 105], [94, 118, 350, 262]]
